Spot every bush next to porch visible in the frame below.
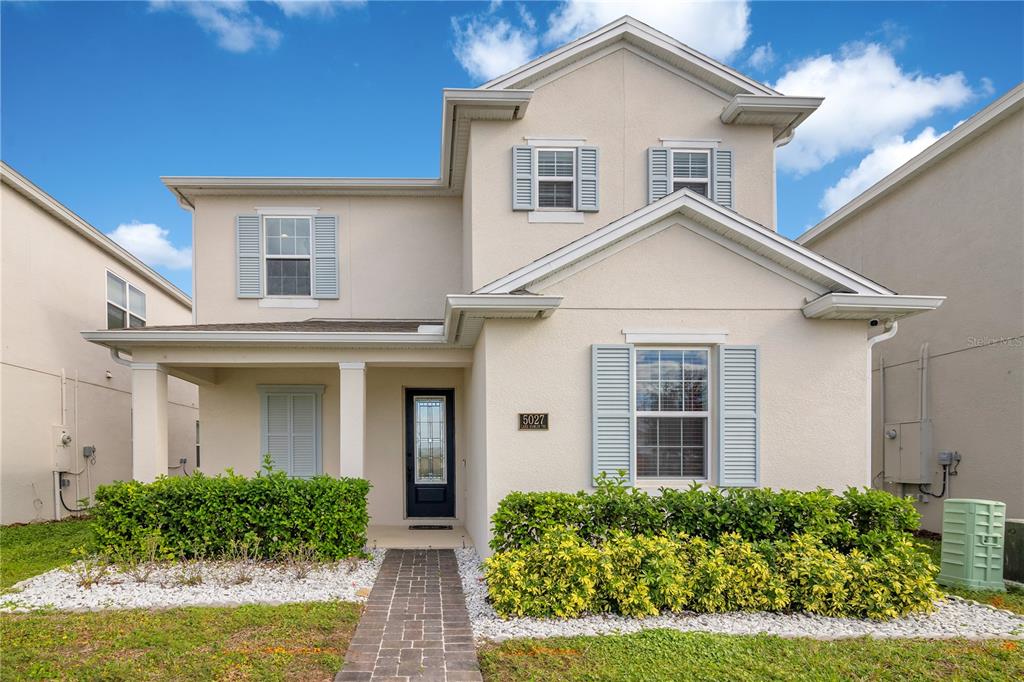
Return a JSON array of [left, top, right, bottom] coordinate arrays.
[[92, 464, 370, 560]]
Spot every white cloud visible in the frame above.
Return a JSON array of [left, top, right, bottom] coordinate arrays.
[[746, 42, 774, 71], [108, 222, 193, 270], [545, 1, 751, 61], [775, 42, 972, 175], [820, 126, 946, 214], [150, 1, 281, 53], [451, 12, 538, 81], [270, 0, 365, 19]]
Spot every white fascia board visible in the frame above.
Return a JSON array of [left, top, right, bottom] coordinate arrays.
[[81, 330, 449, 347], [1, 162, 192, 309], [476, 190, 892, 296], [720, 95, 824, 141], [802, 293, 946, 320], [798, 83, 1024, 245]]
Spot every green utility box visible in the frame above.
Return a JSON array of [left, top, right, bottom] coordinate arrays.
[[938, 499, 1006, 592]]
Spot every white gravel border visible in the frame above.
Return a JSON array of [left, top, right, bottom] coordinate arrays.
[[1, 549, 385, 612], [456, 548, 1024, 642]]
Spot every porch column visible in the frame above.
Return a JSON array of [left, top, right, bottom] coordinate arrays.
[[131, 363, 168, 482], [339, 362, 366, 478]]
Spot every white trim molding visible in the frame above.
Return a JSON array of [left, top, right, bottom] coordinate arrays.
[[255, 206, 320, 216], [339, 362, 366, 370], [258, 298, 320, 309], [524, 136, 586, 146], [528, 211, 584, 224], [802, 293, 945, 321], [623, 330, 728, 344], [659, 138, 720, 149]]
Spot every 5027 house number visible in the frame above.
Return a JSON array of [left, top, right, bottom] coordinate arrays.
[[518, 413, 549, 430]]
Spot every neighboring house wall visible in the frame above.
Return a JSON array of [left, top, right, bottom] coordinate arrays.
[[472, 224, 868, 555], [0, 176, 198, 524], [805, 104, 1024, 531], [192, 196, 463, 323], [464, 49, 776, 289]]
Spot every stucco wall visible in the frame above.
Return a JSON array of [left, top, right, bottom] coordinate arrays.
[[191, 195, 463, 323], [465, 48, 777, 289], [1, 182, 197, 524], [472, 223, 869, 554], [806, 107, 1024, 530]]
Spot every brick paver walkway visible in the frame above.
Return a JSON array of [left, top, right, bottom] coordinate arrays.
[[337, 549, 482, 681]]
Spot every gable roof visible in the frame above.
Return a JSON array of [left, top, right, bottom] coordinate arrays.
[[798, 83, 1024, 245], [1, 161, 192, 308], [476, 189, 943, 321]]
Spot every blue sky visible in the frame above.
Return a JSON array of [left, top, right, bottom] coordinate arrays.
[[3, 1, 1021, 295]]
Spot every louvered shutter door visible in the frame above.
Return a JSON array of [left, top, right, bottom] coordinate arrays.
[[290, 394, 318, 478], [592, 344, 634, 483], [312, 215, 339, 299], [714, 149, 735, 210], [264, 394, 292, 474], [576, 146, 599, 212], [718, 346, 759, 487], [647, 147, 671, 204], [512, 145, 534, 210], [236, 215, 262, 298]]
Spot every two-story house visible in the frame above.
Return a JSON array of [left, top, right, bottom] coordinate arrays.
[[84, 17, 943, 552], [1, 162, 198, 524]]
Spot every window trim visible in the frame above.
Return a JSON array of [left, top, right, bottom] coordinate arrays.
[[105, 269, 146, 329], [257, 384, 325, 478], [262, 214, 315, 299], [534, 147, 577, 211], [633, 345, 713, 482], [670, 149, 711, 198], [412, 394, 449, 485]]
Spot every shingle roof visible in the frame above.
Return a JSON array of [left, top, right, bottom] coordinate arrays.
[[116, 319, 441, 333]]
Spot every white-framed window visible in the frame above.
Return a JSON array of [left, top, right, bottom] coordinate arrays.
[[106, 271, 146, 329], [264, 216, 312, 296], [671, 150, 711, 197], [635, 348, 710, 479], [535, 148, 576, 209], [258, 385, 324, 478]]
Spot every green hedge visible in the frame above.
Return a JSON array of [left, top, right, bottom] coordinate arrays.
[[93, 466, 370, 560], [485, 530, 939, 620], [490, 477, 919, 553]]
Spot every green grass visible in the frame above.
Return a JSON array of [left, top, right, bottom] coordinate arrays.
[[0, 601, 361, 681], [0, 518, 95, 591], [916, 538, 1024, 615], [479, 629, 1024, 681]]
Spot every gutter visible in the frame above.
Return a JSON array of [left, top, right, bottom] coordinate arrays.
[[866, 321, 899, 486]]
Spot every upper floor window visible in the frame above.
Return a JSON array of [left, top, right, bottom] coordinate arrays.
[[536, 148, 575, 209], [672, 150, 710, 197], [106, 271, 146, 329], [635, 348, 709, 479], [264, 216, 312, 296]]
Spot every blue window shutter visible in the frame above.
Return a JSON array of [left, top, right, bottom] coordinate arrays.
[[592, 344, 634, 483], [260, 389, 322, 477], [714, 149, 735, 210], [576, 146, 599, 212], [289, 394, 318, 478], [262, 393, 292, 474], [236, 215, 261, 298], [512, 145, 534, 210], [312, 215, 339, 299], [719, 345, 759, 487], [647, 147, 671, 204]]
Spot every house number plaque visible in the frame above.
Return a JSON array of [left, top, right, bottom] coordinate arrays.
[[518, 413, 549, 430]]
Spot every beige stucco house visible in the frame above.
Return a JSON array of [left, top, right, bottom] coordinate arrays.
[[82, 17, 944, 552], [799, 84, 1023, 533], [1, 163, 198, 524]]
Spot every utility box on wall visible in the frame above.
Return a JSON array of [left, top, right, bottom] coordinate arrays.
[[1006, 519, 1023, 583], [938, 499, 1006, 592], [883, 419, 932, 484]]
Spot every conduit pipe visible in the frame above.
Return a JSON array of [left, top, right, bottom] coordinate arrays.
[[866, 321, 899, 487]]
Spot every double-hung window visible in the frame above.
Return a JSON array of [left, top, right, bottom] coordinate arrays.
[[635, 348, 709, 479], [264, 216, 312, 296], [106, 271, 146, 329], [536, 148, 576, 209], [672, 150, 710, 197]]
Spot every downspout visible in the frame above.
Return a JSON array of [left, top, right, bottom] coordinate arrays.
[[866, 320, 899, 487]]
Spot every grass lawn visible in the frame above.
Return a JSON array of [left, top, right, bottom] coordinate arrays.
[[0, 518, 95, 591], [479, 629, 1024, 681], [0, 601, 361, 681], [917, 538, 1024, 615]]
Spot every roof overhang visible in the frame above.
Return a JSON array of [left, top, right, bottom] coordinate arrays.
[[162, 89, 532, 206], [802, 293, 945, 321], [81, 293, 561, 352], [720, 95, 824, 143]]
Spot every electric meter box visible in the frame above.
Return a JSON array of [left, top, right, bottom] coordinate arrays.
[[938, 499, 1006, 592], [51, 425, 74, 472], [883, 419, 932, 484]]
